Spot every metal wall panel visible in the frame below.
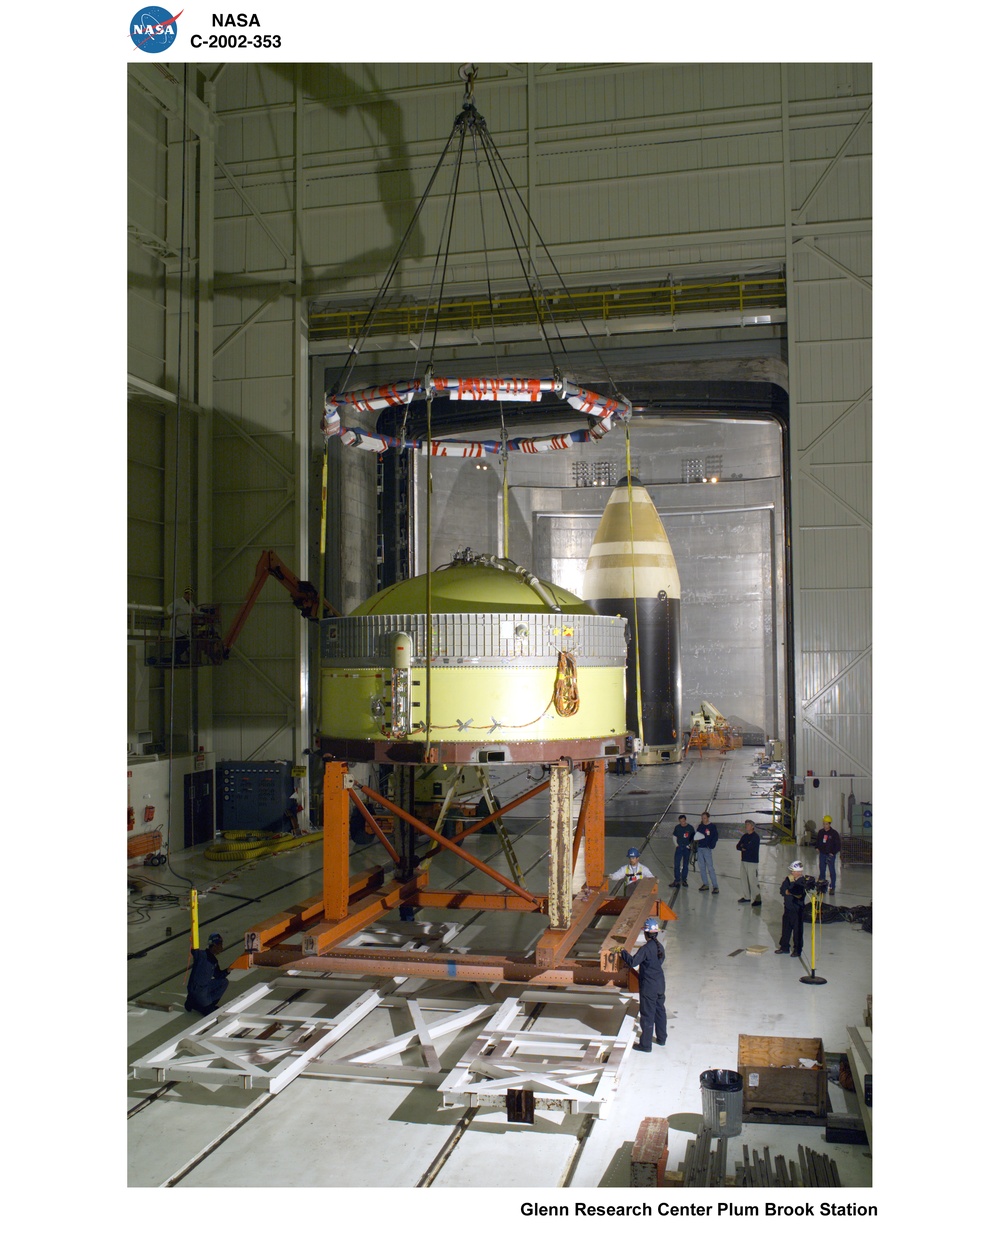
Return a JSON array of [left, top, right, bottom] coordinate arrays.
[[785, 63, 871, 101], [127, 84, 169, 388]]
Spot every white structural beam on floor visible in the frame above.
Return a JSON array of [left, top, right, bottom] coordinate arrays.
[[438, 992, 637, 1119], [130, 982, 385, 1093]]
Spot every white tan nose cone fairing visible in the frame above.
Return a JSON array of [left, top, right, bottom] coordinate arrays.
[[582, 478, 682, 763]]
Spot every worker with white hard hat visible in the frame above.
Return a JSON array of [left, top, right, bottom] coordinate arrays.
[[775, 862, 814, 958], [285, 791, 303, 836], [168, 586, 197, 662], [618, 917, 667, 1051]]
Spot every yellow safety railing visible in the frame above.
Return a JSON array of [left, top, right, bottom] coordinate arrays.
[[772, 793, 797, 843], [310, 275, 786, 342]]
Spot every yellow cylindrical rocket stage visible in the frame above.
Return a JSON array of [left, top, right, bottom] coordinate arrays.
[[582, 477, 682, 763], [318, 555, 628, 765]]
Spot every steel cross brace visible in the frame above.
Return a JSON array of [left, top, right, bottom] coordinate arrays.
[[354, 779, 537, 903]]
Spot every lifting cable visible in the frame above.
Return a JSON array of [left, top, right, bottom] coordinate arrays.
[[624, 421, 646, 744], [325, 67, 631, 459], [467, 67, 512, 557], [318, 311, 331, 690], [163, 65, 196, 901], [417, 103, 476, 755], [330, 124, 466, 401], [425, 389, 434, 753]]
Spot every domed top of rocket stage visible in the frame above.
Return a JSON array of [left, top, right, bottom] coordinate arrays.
[[581, 477, 680, 602], [352, 560, 594, 617]]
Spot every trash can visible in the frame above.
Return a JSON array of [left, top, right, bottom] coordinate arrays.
[[700, 1069, 744, 1138]]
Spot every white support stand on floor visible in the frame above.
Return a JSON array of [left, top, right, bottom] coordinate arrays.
[[438, 990, 638, 1119], [130, 922, 469, 1093], [129, 981, 387, 1093]]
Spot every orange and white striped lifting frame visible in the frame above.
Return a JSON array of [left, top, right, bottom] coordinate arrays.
[[322, 375, 631, 457]]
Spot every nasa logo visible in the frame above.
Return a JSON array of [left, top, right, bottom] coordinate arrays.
[[130, 6, 182, 53]]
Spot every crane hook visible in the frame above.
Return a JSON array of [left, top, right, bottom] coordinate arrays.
[[459, 63, 478, 100]]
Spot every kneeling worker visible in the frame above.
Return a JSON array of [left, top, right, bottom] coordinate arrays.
[[618, 917, 667, 1051], [185, 932, 230, 1015]]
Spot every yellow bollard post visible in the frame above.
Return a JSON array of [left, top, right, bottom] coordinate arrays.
[[191, 888, 200, 950], [800, 891, 827, 985]]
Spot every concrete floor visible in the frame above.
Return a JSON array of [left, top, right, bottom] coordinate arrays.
[[127, 747, 872, 1191]]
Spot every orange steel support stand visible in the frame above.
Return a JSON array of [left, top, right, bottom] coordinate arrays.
[[233, 758, 675, 984]]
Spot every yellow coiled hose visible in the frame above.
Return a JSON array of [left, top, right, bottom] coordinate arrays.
[[203, 829, 323, 861]]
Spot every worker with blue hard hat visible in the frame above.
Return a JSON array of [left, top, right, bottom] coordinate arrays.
[[617, 916, 667, 1051], [609, 847, 657, 897], [184, 932, 230, 1015]]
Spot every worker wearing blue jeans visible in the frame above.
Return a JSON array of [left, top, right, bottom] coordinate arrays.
[[695, 812, 719, 892], [815, 817, 841, 895], [670, 815, 695, 887]]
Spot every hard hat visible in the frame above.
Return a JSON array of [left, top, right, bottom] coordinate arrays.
[[822, 814, 832, 822], [790, 861, 804, 872], [208, 932, 223, 944], [643, 917, 659, 933], [627, 847, 639, 858]]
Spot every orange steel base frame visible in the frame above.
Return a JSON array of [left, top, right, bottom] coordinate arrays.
[[234, 760, 676, 986]]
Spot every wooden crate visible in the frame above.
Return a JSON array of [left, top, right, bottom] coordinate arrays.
[[738, 1033, 826, 1114]]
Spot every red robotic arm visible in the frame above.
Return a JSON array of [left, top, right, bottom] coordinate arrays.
[[222, 550, 337, 657]]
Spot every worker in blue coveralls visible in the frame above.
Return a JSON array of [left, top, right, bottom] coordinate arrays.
[[775, 863, 812, 958], [185, 932, 229, 1015], [618, 917, 667, 1051]]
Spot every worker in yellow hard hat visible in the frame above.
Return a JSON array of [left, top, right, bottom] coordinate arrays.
[[815, 815, 841, 896]]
